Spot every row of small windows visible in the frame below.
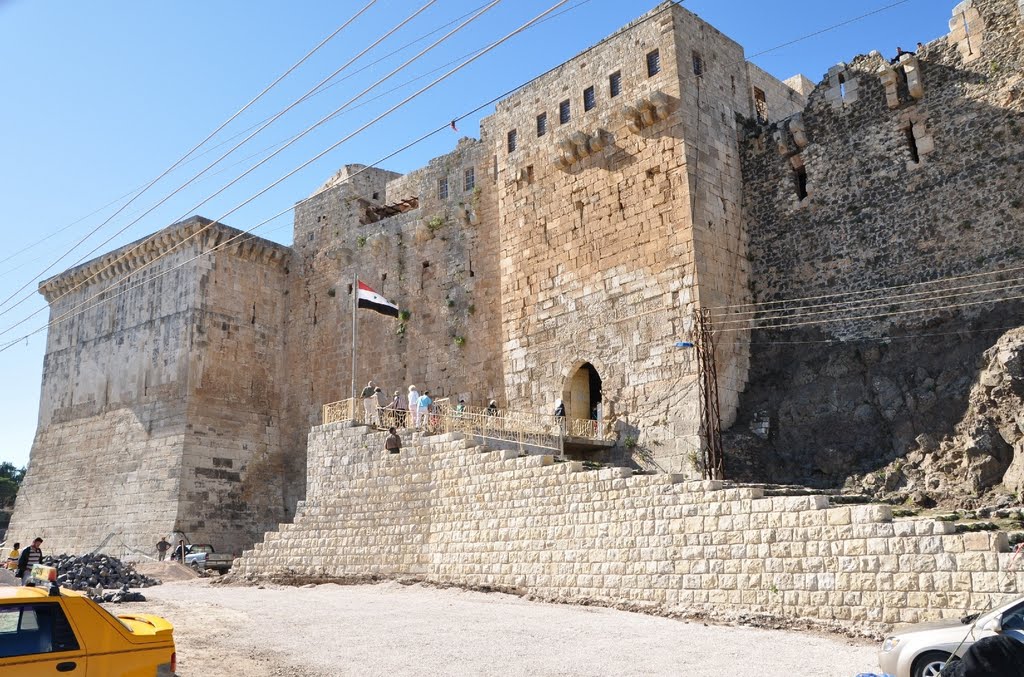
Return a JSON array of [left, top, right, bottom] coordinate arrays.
[[437, 167, 475, 199], [506, 49, 661, 153]]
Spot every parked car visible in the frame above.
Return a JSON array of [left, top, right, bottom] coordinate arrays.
[[172, 544, 233, 574], [0, 565, 176, 675], [878, 594, 1024, 677]]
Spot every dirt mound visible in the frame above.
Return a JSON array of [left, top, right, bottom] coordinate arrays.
[[133, 561, 198, 582]]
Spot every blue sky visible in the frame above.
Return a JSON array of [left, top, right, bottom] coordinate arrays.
[[0, 0, 951, 468]]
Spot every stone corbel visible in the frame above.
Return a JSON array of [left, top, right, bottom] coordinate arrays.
[[772, 128, 790, 156], [788, 113, 809, 149], [901, 54, 924, 100], [878, 64, 900, 109], [622, 105, 643, 133]]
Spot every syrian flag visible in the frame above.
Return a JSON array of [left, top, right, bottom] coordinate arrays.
[[356, 281, 399, 318]]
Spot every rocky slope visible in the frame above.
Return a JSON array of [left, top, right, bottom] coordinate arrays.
[[855, 327, 1024, 507]]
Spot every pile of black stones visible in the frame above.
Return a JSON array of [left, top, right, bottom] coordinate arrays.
[[41, 553, 160, 602]]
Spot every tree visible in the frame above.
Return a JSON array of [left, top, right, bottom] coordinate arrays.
[[0, 462, 26, 508]]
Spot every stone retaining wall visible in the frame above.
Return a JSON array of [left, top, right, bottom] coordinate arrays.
[[234, 424, 1024, 629]]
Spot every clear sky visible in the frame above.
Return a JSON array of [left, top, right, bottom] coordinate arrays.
[[0, 0, 951, 468]]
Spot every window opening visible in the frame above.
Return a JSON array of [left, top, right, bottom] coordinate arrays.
[[646, 49, 661, 77], [793, 165, 808, 200], [536, 113, 547, 137], [838, 72, 847, 99], [372, 191, 379, 200], [692, 51, 704, 77], [609, 71, 622, 97], [422, 261, 430, 268], [583, 86, 596, 111], [559, 99, 571, 124], [753, 87, 768, 123], [731, 75, 736, 94], [526, 165, 534, 184], [905, 125, 921, 163], [464, 167, 475, 191], [507, 129, 518, 153], [438, 177, 448, 200], [961, 11, 974, 56]]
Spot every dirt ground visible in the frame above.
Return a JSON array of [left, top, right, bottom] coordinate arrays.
[[127, 579, 879, 677]]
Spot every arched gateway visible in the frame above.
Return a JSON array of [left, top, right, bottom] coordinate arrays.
[[562, 362, 603, 423]]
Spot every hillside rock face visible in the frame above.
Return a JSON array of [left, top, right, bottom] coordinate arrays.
[[873, 328, 1024, 504]]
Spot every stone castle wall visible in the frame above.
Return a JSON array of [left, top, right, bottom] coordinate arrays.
[[727, 0, 1024, 486], [9, 219, 292, 555], [234, 424, 1024, 630]]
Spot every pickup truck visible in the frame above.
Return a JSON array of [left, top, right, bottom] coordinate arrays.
[[173, 544, 233, 574]]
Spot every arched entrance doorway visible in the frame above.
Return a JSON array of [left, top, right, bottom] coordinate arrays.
[[562, 362, 602, 422]]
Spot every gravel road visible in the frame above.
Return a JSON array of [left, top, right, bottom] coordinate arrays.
[[134, 580, 879, 676]]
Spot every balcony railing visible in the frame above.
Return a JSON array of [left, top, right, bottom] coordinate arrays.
[[322, 397, 614, 454]]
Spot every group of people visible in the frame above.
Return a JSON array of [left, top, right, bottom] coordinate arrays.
[[359, 381, 447, 429], [5, 537, 44, 585]]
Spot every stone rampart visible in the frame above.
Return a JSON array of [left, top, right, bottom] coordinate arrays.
[[234, 425, 1024, 630], [727, 0, 1024, 486], [9, 217, 293, 556]]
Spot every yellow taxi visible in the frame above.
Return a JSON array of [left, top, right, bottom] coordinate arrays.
[[0, 565, 175, 676]]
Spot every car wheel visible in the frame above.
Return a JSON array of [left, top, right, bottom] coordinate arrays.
[[190, 561, 200, 571], [913, 651, 954, 677]]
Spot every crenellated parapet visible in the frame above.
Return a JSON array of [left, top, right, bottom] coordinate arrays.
[[38, 216, 292, 303]]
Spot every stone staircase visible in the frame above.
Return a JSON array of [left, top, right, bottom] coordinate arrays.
[[232, 421, 1024, 630]]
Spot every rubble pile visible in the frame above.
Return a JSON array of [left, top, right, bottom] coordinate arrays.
[[42, 553, 161, 596], [858, 327, 1024, 507]]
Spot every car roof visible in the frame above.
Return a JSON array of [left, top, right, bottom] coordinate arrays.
[[0, 586, 53, 601]]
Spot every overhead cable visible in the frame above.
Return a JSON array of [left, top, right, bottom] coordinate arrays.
[[0, 0, 571, 346], [0, 0, 438, 323], [0, 0, 378, 314]]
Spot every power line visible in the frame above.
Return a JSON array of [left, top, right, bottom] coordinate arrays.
[[715, 290, 1024, 334], [0, 0, 440, 324], [710, 263, 1024, 313], [0, 1, 378, 315], [714, 276, 1024, 326], [0, 0, 571, 348], [0, 0, 928, 349], [0, 1, 499, 278]]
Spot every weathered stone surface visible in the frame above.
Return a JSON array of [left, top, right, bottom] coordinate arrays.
[[233, 424, 1024, 631]]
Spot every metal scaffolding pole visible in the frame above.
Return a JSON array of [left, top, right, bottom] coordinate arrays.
[[696, 307, 724, 480]]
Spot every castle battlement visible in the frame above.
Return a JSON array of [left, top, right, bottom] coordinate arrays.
[[38, 216, 291, 303]]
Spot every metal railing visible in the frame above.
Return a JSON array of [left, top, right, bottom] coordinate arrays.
[[322, 397, 614, 454]]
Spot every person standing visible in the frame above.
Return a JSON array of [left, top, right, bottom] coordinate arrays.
[[15, 537, 43, 585], [408, 384, 421, 426], [156, 537, 171, 561], [486, 400, 498, 416], [417, 390, 433, 429], [374, 387, 389, 427], [385, 427, 402, 454], [5, 542, 20, 571], [390, 390, 408, 428], [553, 399, 565, 418], [361, 381, 377, 425]]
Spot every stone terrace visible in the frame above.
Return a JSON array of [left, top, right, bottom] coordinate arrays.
[[233, 424, 1024, 629]]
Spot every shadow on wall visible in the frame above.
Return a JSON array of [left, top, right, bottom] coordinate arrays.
[[724, 308, 1024, 489]]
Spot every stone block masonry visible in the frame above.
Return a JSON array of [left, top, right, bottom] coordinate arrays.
[[9, 218, 293, 556], [234, 424, 1024, 630]]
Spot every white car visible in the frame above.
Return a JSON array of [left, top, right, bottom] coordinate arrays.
[[878, 595, 1024, 677]]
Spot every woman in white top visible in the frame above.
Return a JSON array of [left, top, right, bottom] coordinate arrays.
[[408, 385, 421, 427]]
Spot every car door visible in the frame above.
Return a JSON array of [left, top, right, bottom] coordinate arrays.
[[0, 601, 87, 674]]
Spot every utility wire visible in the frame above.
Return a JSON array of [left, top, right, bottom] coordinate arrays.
[[0, 1, 497, 276], [0, 0, 567, 347], [0, 1, 378, 314], [0, 0, 438, 324], [714, 276, 1024, 326], [715, 291, 1024, 333], [710, 263, 1024, 312], [0, 0, 923, 348]]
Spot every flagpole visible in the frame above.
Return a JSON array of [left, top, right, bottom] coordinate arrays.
[[350, 270, 358, 421]]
